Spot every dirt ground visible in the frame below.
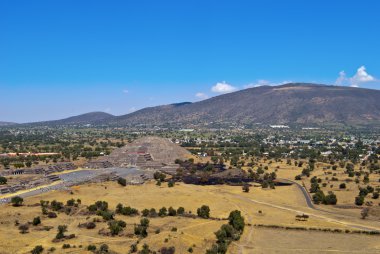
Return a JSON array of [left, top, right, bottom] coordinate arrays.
[[0, 180, 380, 254]]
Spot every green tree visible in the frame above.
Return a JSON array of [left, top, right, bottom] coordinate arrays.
[[197, 205, 210, 219], [31, 245, 43, 254], [11, 196, 23, 207]]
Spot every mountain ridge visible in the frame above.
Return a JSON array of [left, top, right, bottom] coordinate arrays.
[[6, 83, 380, 127]]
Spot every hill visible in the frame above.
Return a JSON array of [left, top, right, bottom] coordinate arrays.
[[0, 121, 16, 126], [110, 83, 380, 127], [30, 112, 115, 126]]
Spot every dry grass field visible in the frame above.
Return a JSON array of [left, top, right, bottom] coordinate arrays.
[[1, 178, 380, 254]]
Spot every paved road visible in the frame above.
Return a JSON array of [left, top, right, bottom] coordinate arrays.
[[278, 178, 315, 209], [0, 167, 148, 204]]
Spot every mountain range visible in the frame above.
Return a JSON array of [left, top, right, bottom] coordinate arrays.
[[3, 83, 380, 127]]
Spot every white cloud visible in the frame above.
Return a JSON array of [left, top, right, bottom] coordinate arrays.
[[128, 107, 136, 112], [211, 81, 237, 94], [244, 80, 291, 89], [195, 92, 209, 100], [122, 89, 129, 94], [351, 66, 375, 87], [335, 71, 347, 86], [335, 66, 376, 87]]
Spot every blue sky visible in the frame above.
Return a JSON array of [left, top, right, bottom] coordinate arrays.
[[1, 0, 379, 123]]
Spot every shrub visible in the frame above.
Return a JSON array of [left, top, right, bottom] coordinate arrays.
[[87, 245, 96, 251], [0, 176, 7, 185], [48, 212, 57, 218], [339, 183, 346, 189], [228, 210, 245, 232], [142, 209, 150, 217], [62, 244, 71, 249], [168, 207, 177, 216], [159, 207, 167, 217], [355, 196, 365, 206], [99, 244, 109, 253], [108, 220, 125, 236], [160, 247, 175, 254], [177, 207, 185, 215], [19, 224, 29, 234], [31, 245, 43, 254], [11, 196, 23, 207], [140, 218, 150, 227], [117, 177, 127, 186], [55, 225, 67, 240], [32, 217, 41, 226]]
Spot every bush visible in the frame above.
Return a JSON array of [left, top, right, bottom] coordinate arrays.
[[339, 183, 346, 189], [62, 244, 71, 249], [355, 196, 365, 206], [130, 243, 138, 253], [87, 245, 96, 251], [32, 217, 41, 226], [97, 210, 114, 221], [154, 172, 166, 181], [48, 212, 57, 218], [0, 176, 7, 185], [88, 201, 108, 212], [99, 244, 109, 253], [160, 247, 175, 254], [134, 225, 148, 238], [177, 207, 185, 215], [228, 210, 245, 232], [19, 224, 29, 234], [117, 177, 127, 186], [323, 191, 337, 205], [140, 218, 150, 227], [31, 245, 43, 254], [11, 196, 23, 207], [55, 225, 67, 240], [168, 207, 177, 216], [159, 207, 167, 217], [142, 209, 150, 217], [108, 220, 125, 236]]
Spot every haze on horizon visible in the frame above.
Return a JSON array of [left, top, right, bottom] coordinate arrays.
[[1, 0, 380, 123]]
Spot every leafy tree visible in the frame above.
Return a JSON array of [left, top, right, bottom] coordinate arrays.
[[228, 210, 245, 232], [142, 209, 150, 217], [108, 220, 125, 236], [11, 196, 23, 207], [31, 245, 43, 254], [117, 177, 127, 186], [55, 225, 67, 239], [177, 207, 185, 215], [197, 205, 210, 219], [242, 184, 250, 193], [99, 244, 109, 253], [361, 207, 369, 219], [140, 218, 150, 227], [158, 207, 167, 217], [355, 195, 365, 206], [168, 207, 177, 216], [32, 217, 41, 226], [323, 191, 337, 205], [0, 176, 7, 185], [87, 245, 96, 251]]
